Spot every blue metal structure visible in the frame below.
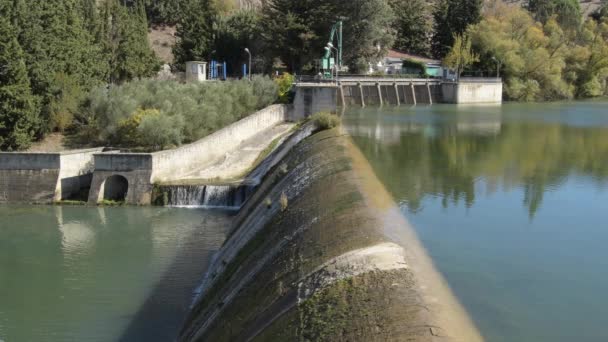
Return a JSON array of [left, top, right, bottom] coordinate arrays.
[[209, 60, 227, 80]]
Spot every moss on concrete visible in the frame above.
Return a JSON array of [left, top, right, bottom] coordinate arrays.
[[179, 128, 482, 342]]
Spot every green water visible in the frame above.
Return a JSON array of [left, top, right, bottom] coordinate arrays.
[[344, 101, 608, 342], [0, 206, 229, 342]]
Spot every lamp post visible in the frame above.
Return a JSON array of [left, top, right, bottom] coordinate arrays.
[[244, 48, 252, 80], [327, 42, 339, 82], [324, 46, 333, 80], [491, 56, 501, 79]]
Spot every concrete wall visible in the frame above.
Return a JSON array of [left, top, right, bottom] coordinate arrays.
[[87, 154, 154, 205], [442, 80, 503, 104], [88, 170, 154, 205], [338, 83, 438, 107], [0, 148, 102, 203], [87, 105, 289, 205], [293, 85, 338, 119], [55, 149, 100, 201], [179, 129, 482, 342], [151, 104, 288, 182], [312, 79, 502, 107]]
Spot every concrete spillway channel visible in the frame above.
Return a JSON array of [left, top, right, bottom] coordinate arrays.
[[178, 128, 482, 341]]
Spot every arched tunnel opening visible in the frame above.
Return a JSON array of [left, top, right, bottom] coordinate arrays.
[[103, 175, 129, 202]]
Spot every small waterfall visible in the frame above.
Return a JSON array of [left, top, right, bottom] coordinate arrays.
[[160, 123, 316, 211], [163, 185, 254, 209]]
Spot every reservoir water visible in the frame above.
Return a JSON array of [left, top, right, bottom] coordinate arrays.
[[344, 101, 608, 342], [0, 206, 229, 342]]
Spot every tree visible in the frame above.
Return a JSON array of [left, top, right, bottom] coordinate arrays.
[[338, 0, 395, 73], [432, 0, 482, 59], [443, 33, 479, 78], [566, 19, 608, 97], [0, 11, 39, 150], [173, 0, 217, 69], [262, 0, 394, 73], [467, 3, 572, 101], [13, 0, 106, 132], [99, 0, 160, 83], [214, 10, 266, 75], [261, 0, 331, 73], [591, 0, 608, 22], [390, 0, 432, 57], [527, 0, 582, 30]]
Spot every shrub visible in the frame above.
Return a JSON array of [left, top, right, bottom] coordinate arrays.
[[138, 110, 184, 150], [115, 108, 153, 146], [83, 77, 278, 150], [275, 73, 295, 103], [311, 112, 341, 130], [48, 72, 84, 132], [401, 58, 428, 77], [252, 75, 279, 109]]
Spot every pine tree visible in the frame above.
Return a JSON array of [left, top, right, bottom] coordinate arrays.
[[0, 10, 40, 150], [527, 0, 582, 30], [261, 0, 394, 73], [261, 0, 324, 73], [337, 0, 395, 72], [93, 0, 159, 83], [173, 0, 217, 69], [214, 10, 264, 74], [115, 0, 160, 81], [15, 0, 105, 132], [431, 0, 482, 59], [390, 0, 432, 57]]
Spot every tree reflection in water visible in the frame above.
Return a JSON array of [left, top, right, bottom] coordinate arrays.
[[345, 105, 608, 219]]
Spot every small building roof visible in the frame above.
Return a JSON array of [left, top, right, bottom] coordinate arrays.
[[386, 49, 441, 66]]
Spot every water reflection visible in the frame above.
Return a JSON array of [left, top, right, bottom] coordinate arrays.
[[344, 102, 608, 342], [345, 105, 608, 218], [0, 206, 229, 342]]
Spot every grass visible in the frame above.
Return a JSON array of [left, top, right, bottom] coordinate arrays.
[[311, 112, 341, 130], [54, 200, 87, 206], [99, 199, 125, 206]]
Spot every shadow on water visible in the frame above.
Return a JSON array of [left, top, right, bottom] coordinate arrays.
[[117, 209, 231, 342]]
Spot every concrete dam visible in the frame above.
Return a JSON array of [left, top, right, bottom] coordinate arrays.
[[177, 127, 482, 341], [0, 83, 499, 339]]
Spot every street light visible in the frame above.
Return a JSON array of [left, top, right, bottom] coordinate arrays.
[[324, 46, 333, 79], [244, 48, 252, 80], [327, 43, 339, 81], [491, 56, 501, 79]]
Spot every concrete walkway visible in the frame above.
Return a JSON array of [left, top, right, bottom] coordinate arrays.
[[180, 123, 295, 183]]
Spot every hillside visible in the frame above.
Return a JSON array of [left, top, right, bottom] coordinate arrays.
[[147, 0, 264, 64], [148, 0, 605, 66], [503, 0, 602, 15]]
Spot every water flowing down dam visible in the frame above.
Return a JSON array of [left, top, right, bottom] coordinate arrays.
[[178, 128, 481, 342], [162, 185, 253, 209]]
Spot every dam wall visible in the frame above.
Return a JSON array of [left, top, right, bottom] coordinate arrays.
[[442, 79, 503, 104], [0, 148, 103, 203], [179, 128, 482, 341], [295, 78, 502, 113], [292, 84, 338, 119], [87, 105, 290, 205], [87, 154, 154, 205], [151, 104, 289, 182]]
